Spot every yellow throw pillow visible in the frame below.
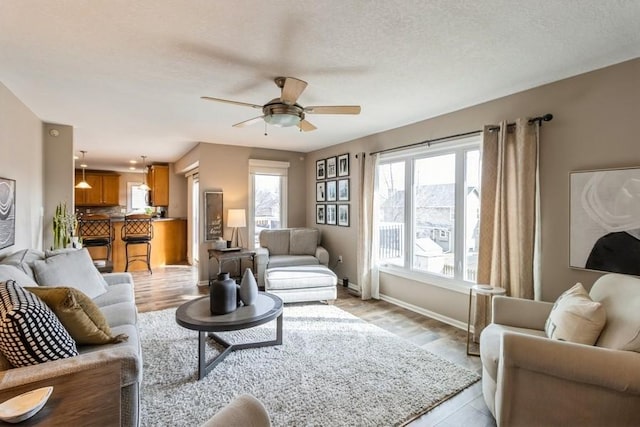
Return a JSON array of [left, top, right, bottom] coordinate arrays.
[[27, 287, 128, 345]]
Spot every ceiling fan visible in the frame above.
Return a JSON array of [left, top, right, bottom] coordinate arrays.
[[201, 76, 361, 132]]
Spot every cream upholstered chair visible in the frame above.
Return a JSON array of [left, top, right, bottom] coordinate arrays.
[[480, 273, 640, 427], [201, 394, 270, 427]]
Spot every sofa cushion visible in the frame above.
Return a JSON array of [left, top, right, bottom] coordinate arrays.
[[0, 249, 44, 281], [265, 265, 337, 290], [259, 229, 290, 255], [27, 287, 128, 345], [0, 280, 78, 367], [92, 282, 135, 307], [589, 273, 640, 352], [289, 228, 319, 256], [0, 265, 38, 287], [33, 248, 108, 299], [267, 255, 319, 269], [100, 302, 138, 328], [544, 282, 606, 346]]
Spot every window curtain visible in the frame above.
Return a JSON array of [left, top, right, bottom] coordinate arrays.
[[357, 152, 380, 300], [474, 118, 541, 339]]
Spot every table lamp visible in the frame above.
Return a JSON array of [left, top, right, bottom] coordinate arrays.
[[227, 209, 246, 248]]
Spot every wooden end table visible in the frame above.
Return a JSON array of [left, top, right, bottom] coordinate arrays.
[[175, 292, 283, 380], [207, 248, 256, 284]]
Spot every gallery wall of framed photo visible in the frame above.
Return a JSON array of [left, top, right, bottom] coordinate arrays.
[[316, 153, 350, 227]]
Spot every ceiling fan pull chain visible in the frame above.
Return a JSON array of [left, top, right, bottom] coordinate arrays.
[[264, 121, 268, 136]]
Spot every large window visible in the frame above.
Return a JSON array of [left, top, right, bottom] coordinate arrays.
[[376, 136, 481, 285], [248, 160, 289, 248]]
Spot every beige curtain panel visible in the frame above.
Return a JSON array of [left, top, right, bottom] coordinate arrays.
[[474, 118, 540, 339], [357, 152, 380, 300]]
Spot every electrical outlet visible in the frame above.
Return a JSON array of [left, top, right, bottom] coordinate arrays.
[[337, 255, 343, 263]]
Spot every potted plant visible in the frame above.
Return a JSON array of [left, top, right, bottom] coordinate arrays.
[[52, 202, 81, 249]]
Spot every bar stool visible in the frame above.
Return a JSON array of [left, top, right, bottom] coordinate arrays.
[[121, 214, 153, 274], [78, 214, 114, 271]]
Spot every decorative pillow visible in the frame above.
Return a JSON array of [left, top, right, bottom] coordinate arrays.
[[290, 229, 319, 256], [0, 249, 44, 281], [544, 282, 606, 345], [28, 287, 128, 345], [0, 280, 78, 367], [0, 265, 38, 287], [33, 249, 108, 299]]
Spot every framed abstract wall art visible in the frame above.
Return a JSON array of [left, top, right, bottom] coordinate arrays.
[[0, 177, 16, 250], [570, 167, 640, 276]]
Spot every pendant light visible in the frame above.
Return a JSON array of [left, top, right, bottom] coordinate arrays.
[[75, 151, 92, 189], [139, 155, 150, 191]]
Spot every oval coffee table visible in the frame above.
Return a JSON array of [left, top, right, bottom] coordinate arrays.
[[175, 292, 283, 380]]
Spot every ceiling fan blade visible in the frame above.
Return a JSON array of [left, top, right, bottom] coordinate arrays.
[[281, 77, 308, 105], [201, 96, 263, 109], [298, 119, 317, 132], [232, 116, 265, 128], [304, 105, 361, 115]]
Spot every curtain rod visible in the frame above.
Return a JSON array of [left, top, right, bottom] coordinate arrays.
[[366, 113, 553, 157]]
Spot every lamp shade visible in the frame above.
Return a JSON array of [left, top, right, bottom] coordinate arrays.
[[227, 209, 246, 228]]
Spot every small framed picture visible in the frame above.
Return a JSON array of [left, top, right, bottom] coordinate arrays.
[[338, 178, 349, 201], [338, 153, 349, 177], [316, 204, 326, 224], [326, 156, 337, 178], [316, 182, 326, 202], [316, 159, 326, 180], [326, 204, 337, 225], [326, 180, 337, 201], [338, 204, 350, 227]]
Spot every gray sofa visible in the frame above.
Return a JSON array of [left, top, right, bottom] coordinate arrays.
[[0, 249, 141, 427], [255, 228, 329, 287], [480, 273, 640, 427]]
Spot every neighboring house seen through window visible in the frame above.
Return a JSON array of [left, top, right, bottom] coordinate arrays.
[[376, 135, 481, 286]]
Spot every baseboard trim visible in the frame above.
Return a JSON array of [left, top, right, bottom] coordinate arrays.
[[379, 294, 468, 331]]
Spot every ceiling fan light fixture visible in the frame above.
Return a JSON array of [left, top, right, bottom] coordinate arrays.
[[264, 113, 301, 127]]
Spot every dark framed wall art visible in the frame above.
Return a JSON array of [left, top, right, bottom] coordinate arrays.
[[316, 159, 326, 180], [316, 181, 326, 202], [326, 180, 337, 202], [0, 177, 16, 250], [338, 204, 350, 227], [316, 204, 326, 224], [338, 153, 350, 177], [326, 204, 337, 225], [326, 156, 337, 178], [338, 179, 349, 201], [204, 191, 223, 241], [569, 166, 640, 276]]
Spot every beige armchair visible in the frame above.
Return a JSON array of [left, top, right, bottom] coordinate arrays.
[[480, 273, 640, 427], [201, 394, 270, 427]]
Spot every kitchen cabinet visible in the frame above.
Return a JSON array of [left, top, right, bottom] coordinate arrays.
[[75, 171, 120, 206], [147, 164, 169, 206]]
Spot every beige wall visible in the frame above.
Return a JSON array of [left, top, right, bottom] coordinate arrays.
[[307, 58, 640, 325], [43, 123, 74, 250], [176, 142, 306, 282], [0, 83, 44, 255]]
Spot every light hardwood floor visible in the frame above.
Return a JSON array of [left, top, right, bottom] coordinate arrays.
[[131, 265, 496, 427]]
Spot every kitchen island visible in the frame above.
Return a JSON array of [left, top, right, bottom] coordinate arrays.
[[85, 217, 187, 272]]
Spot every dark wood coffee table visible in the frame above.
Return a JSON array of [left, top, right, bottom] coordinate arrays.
[[175, 292, 283, 380]]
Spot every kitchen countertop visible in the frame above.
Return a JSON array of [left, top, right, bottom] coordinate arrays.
[[108, 217, 186, 222]]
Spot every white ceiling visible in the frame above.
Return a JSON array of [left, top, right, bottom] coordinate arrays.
[[1, 1, 639, 171]]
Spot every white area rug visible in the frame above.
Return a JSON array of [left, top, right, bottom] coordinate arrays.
[[139, 303, 479, 426]]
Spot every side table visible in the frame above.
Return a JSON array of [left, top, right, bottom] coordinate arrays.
[[208, 248, 256, 284], [466, 284, 506, 356]]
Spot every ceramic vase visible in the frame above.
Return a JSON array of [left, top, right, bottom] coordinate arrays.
[[210, 272, 237, 315], [239, 268, 258, 306]]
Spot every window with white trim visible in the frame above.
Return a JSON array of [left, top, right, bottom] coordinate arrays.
[[376, 135, 481, 285], [248, 160, 289, 248]]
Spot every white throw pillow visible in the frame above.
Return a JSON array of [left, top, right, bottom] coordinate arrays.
[[33, 249, 108, 299], [544, 282, 606, 345]]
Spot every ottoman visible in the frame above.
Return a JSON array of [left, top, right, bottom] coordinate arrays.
[[264, 265, 337, 303]]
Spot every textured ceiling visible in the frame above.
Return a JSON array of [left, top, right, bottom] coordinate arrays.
[[1, 1, 639, 170]]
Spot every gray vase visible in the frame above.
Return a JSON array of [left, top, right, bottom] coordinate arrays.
[[210, 272, 237, 315], [239, 268, 258, 306]]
